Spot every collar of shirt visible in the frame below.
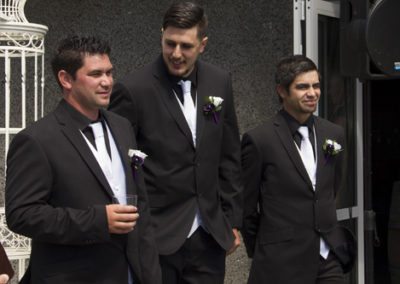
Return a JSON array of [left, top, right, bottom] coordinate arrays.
[[280, 109, 315, 148], [60, 100, 110, 150], [60, 99, 94, 130], [61, 99, 108, 129], [280, 109, 314, 136], [164, 61, 198, 103], [168, 66, 198, 87]]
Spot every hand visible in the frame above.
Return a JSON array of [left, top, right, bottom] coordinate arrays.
[[106, 204, 139, 234], [0, 274, 9, 284], [226, 228, 241, 255]]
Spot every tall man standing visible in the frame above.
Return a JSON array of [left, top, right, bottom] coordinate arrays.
[[5, 35, 161, 284], [109, 2, 242, 283], [241, 55, 354, 283]]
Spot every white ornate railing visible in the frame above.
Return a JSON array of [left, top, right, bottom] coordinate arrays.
[[0, 207, 30, 280], [0, 0, 47, 281]]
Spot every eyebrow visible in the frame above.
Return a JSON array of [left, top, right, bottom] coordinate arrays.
[[87, 67, 114, 74], [164, 39, 194, 47], [295, 82, 320, 88]]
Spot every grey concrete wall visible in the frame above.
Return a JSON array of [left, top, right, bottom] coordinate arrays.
[[24, 0, 292, 132], [2, 1, 293, 283]]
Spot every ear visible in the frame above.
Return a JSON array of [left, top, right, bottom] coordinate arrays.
[[199, 36, 208, 53], [276, 84, 287, 100], [58, 70, 73, 91]]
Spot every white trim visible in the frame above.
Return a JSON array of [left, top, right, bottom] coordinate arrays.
[[4, 50, 10, 159], [34, 51, 38, 120], [305, 0, 317, 63], [0, 22, 48, 34], [41, 48, 45, 117], [21, 50, 26, 129], [355, 79, 365, 284], [305, 0, 340, 64], [293, 0, 303, 54], [0, 128, 23, 134]]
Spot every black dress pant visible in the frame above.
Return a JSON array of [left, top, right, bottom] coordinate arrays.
[[159, 227, 226, 284], [316, 253, 345, 284]]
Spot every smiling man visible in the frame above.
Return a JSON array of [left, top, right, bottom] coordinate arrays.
[[109, 2, 242, 283], [5, 35, 161, 284], [241, 55, 354, 284]]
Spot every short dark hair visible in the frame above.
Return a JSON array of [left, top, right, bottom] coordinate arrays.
[[275, 55, 319, 92], [51, 35, 111, 87], [162, 1, 208, 39]]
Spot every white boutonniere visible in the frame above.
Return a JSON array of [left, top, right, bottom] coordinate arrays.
[[203, 96, 224, 123], [128, 149, 148, 170], [322, 139, 343, 160]]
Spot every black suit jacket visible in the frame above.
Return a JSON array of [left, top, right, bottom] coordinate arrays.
[[241, 112, 347, 284], [109, 56, 242, 254], [5, 100, 161, 284]]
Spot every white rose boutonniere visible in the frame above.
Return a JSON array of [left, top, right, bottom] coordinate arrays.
[[128, 149, 147, 179], [128, 149, 148, 169], [203, 96, 224, 124], [322, 139, 343, 162]]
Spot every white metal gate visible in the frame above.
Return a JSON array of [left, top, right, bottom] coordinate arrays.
[[0, 0, 47, 281]]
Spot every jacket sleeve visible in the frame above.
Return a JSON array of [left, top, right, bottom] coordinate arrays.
[[218, 74, 243, 229], [241, 132, 262, 257], [5, 132, 110, 245]]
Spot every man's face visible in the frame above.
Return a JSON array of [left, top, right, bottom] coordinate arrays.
[[161, 25, 208, 78], [279, 70, 321, 123], [64, 54, 113, 119]]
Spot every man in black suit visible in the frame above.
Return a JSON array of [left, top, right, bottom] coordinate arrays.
[[241, 55, 352, 283], [109, 2, 242, 283], [5, 35, 161, 284]]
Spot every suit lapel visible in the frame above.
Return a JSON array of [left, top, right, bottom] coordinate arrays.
[[152, 57, 195, 148], [274, 113, 314, 189], [54, 104, 115, 198], [314, 117, 328, 192], [195, 61, 206, 149]]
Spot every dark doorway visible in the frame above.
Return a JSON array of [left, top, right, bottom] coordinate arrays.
[[369, 79, 400, 284]]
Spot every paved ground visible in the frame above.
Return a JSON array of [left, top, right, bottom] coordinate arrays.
[[225, 234, 251, 284]]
